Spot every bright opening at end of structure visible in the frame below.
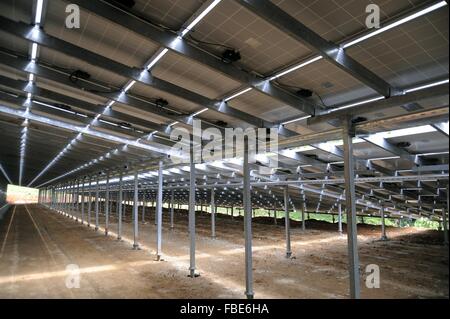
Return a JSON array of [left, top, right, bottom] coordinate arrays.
[[6, 184, 39, 204]]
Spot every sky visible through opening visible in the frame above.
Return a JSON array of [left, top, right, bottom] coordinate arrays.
[[6, 184, 38, 204]]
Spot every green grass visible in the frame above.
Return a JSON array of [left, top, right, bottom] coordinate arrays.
[[413, 217, 440, 230], [200, 207, 440, 229]]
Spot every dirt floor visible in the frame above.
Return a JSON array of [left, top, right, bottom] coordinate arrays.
[[0, 204, 448, 299]]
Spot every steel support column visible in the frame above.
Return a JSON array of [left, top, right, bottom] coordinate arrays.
[[154, 197, 157, 225], [75, 179, 79, 221], [105, 172, 110, 235], [188, 147, 197, 278], [95, 174, 99, 231], [66, 184, 71, 216], [87, 176, 92, 227], [81, 177, 85, 224], [62, 183, 66, 213], [338, 202, 343, 235], [50, 188, 54, 209], [68, 182, 71, 214], [444, 186, 449, 245], [71, 180, 77, 219], [142, 195, 146, 223], [61, 185, 65, 211], [57, 186, 60, 210], [380, 203, 388, 241], [56, 185, 59, 210], [156, 161, 163, 260], [61, 185, 64, 211], [211, 189, 216, 239], [284, 186, 292, 258], [60, 185, 64, 211], [170, 190, 174, 229], [115, 188, 119, 223], [243, 137, 254, 299], [342, 117, 361, 299], [49, 188, 52, 209], [133, 170, 139, 249], [67, 185, 72, 216], [66, 182, 70, 214], [59, 187, 61, 211], [118, 169, 123, 240], [302, 202, 306, 231]]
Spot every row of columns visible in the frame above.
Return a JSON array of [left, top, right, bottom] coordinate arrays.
[[37, 127, 449, 300], [37, 179, 409, 252], [37, 177, 444, 248], [38, 175, 397, 236]]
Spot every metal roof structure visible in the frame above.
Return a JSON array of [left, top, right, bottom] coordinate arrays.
[[0, 0, 448, 299]]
